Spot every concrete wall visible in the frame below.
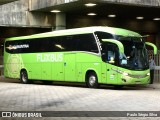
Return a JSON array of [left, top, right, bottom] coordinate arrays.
[[0, 0, 55, 27], [30, 0, 78, 10], [0, 0, 18, 5], [26, 11, 55, 27], [0, 0, 28, 26], [105, 0, 160, 6], [30, 0, 160, 11], [0, 0, 159, 27]]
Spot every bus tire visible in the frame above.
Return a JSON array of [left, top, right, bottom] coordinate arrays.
[[20, 70, 29, 84], [86, 72, 99, 88]]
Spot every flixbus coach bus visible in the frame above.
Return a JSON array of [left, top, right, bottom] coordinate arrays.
[[4, 26, 157, 88]]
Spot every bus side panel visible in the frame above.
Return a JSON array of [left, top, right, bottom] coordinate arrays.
[[101, 62, 107, 83], [105, 64, 118, 84], [4, 52, 10, 77], [64, 53, 76, 82], [100, 62, 119, 85], [21, 53, 64, 81], [76, 52, 102, 83], [4, 53, 23, 79], [21, 54, 41, 80], [42, 62, 52, 80], [29, 63, 42, 80], [76, 63, 82, 82], [52, 62, 64, 81]]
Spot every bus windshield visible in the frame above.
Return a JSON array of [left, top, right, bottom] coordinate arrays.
[[118, 37, 149, 70], [95, 31, 149, 70]]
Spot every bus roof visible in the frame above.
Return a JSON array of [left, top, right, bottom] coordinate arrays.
[[6, 26, 141, 41]]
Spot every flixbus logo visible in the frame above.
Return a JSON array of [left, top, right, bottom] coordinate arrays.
[[37, 53, 63, 62], [6, 44, 29, 50]]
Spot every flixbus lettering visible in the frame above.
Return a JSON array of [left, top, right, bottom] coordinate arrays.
[[37, 54, 63, 62]]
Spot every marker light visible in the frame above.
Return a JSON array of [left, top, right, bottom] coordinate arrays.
[[153, 18, 160, 21], [87, 13, 97, 16], [123, 72, 129, 76], [85, 3, 97, 7], [51, 10, 61, 13], [108, 15, 116, 18], [136, 17, 144, 20]]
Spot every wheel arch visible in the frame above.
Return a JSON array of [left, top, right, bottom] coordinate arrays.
[[20, 68, 29, 79], [85, 69, 99, 82], [20, 68, 27, 72]]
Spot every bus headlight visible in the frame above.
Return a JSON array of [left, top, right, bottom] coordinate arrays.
[[147, 73, 150, 76], [123, 72, 129, 76], [111, 68, 129, 76]]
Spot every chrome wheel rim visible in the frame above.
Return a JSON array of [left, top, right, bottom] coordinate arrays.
[[89, 76, 96, 86], [22, 73, 27, 82]]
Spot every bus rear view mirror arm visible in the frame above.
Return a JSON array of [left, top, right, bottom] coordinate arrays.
[[145, 42, 157, 55]]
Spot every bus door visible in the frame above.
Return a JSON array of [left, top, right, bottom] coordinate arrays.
[[64, 53, 76, 81], [102, 43, 119, 84], [101, 39, 125, 84]]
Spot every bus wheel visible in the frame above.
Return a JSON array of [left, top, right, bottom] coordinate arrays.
[[86, 72, 99, 88], [20, 70, 29, 84]]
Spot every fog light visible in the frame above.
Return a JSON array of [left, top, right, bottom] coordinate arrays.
[[147, 73, 150, 76], [123, 72, 128, 76], [122, 78, 126, 82]]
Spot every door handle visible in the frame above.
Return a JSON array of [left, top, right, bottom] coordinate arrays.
[[107, 69, 110, 71], [64, 62, 66, 66]]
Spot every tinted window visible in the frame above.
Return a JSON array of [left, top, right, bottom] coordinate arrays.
[[95, 31, 114, 42], [5, 33, 99, 54], [76, 34, 98, 53], [59, 36, 77, 51]]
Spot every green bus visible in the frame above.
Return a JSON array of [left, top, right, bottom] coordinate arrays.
[[4, 26, 157, 88]]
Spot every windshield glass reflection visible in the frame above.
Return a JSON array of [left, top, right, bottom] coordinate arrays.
[[118, 37, 149, 70]]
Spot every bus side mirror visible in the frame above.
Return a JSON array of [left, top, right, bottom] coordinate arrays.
[[121, 59, 127, 65], [119, 53, 127, 65], [145, 42, 157, 55]]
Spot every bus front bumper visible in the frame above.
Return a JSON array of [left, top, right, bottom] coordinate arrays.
[[119, 74, 150, 85]]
